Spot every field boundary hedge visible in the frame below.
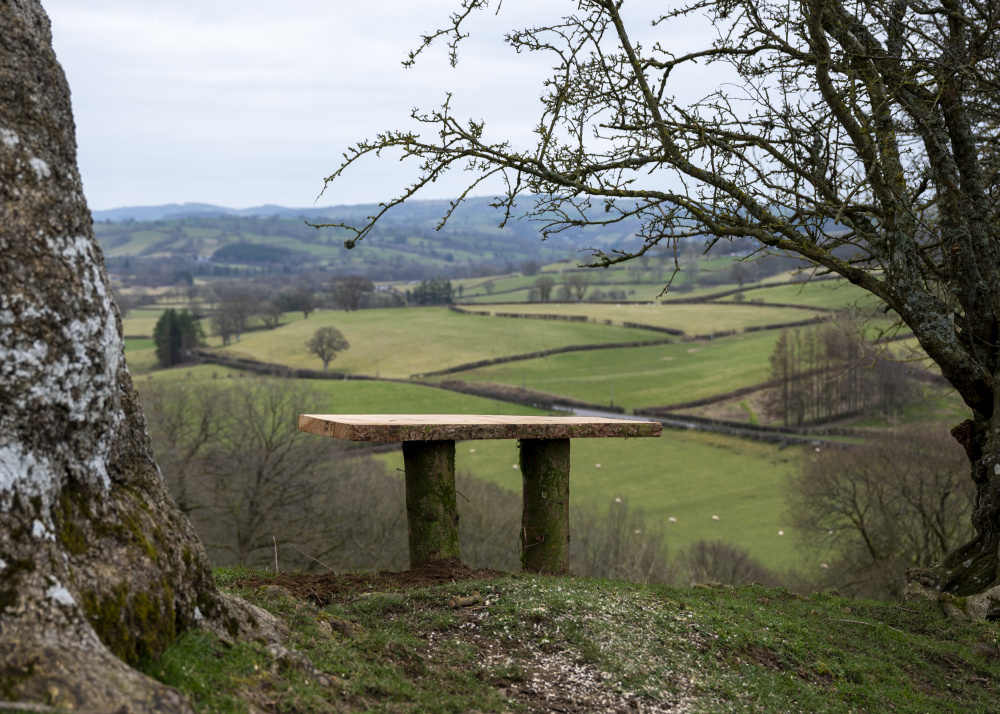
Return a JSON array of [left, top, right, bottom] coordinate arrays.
[[433, 380, 626, 413], [189, 349, 385, 382], [411, 338, 674, 378], [451, 305, 833, 338], [649, 411, 863, 440]]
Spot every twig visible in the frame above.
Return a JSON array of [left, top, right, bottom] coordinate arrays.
[[273, 535, 279, 573], [0, 702, 120, 713], [829, 618, 904, 634], [292, 546, 336, 573]]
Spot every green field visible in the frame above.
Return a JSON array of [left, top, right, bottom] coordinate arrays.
[[436, 330, 781, 409], [121, 307, 166, 337], [376, 428, 805, 572], [460, 301, 825, 334], [215, 307, 657, 378], [459, 282, 672, 303], [718, 280, 877, 310], [123, 272, 951, 578], [136, 365, 554, 416]]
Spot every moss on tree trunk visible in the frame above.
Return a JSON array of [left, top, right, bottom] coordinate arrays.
[[402, 440, 460, 566], [519, 438, 570, 574], [0, 5, 286, 709]]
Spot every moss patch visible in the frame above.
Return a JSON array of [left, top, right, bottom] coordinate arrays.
[[0, 557, 35, 614], [80, 580, 177, 665]]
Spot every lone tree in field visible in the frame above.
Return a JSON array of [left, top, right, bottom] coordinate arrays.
[[0, 3, 283, 709], [153, 308, 204, 367], [319, 0, 1000, 611], [306, 326, 350, 371]]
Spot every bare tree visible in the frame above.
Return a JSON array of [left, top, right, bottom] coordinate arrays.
[[679, 541, 781, 588], [260, 299, 284, 330], [305, 326, 350, 371], [142, 378, 399, 570], [789, 428, 974, 600], [213, 289, 258, 344], [564, 273, 591, 301], [319, 0, 1000, 608], [289, 286, 317, 318], [330, 274, 374, 311], [571, 499, 674, 584], [534, 275, 556, 302], [0, 5, 279, 709]]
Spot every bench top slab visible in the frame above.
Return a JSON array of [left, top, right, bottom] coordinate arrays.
[[298, 414, 662, 442]]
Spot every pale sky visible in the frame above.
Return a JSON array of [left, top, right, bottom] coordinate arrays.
[[43, 1, 717, 211]]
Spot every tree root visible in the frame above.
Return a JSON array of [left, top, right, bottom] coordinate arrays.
[[0, 636, 192, 713], [904, 565, 1000, 621]]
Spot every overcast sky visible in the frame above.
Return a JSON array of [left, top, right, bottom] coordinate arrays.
[[44, 1, 716, 211]]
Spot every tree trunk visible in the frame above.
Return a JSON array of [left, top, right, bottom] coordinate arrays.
[[905, 415, 1000, 617], [0, 3, 283, 710]]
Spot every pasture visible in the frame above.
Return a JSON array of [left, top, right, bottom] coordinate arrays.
[[434, 330, 782, 409], [135, 364, 554, 416], [121, 275, 938, 577], [211, 307, 657, 378], [720, 279, 876, 310], [459, 301, 826, 334]]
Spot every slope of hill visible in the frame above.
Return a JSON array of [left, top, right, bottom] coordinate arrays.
[[143, 567, 1000, 713]]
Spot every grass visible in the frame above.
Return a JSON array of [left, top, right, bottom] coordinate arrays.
[[135, 365, 555, 416], [719, 280, 877, 310], [459, 282, 671, 303], [376, 429, 804, 573], [121, 307, 166, 337], [465, 301, 826, 334], [436, 330, 782, 410], [213, 307, 657, 379], [143, 569, 1000, 712]]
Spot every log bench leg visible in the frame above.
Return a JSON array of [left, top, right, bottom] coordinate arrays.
[[519, 438, 570, 574], [402, 440, 460, 567]]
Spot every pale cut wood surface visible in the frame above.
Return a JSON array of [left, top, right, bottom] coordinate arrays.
[[298, 414, 662, 442]]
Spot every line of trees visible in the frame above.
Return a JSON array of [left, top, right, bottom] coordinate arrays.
[[766, 322, 914, 426]]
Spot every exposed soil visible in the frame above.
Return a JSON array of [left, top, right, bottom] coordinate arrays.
[[233, 557, 508, 606]]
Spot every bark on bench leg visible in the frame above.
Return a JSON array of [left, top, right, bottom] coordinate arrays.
[[519, 438, 570, 574], [402, 440, 460, 567]]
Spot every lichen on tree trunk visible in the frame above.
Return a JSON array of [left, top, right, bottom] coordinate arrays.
[[402, 440, 460, 566], [905, 415, 1000, 617], [519, 438, 570, 574], [0, 2, 284, 710]]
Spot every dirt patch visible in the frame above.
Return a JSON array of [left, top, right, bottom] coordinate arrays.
[[427, 620, 694, 713], [739, 644, 785, 671], [233, 557, 508, 605]]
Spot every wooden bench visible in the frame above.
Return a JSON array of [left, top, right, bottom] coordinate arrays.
[[297, 414, 662, 573]]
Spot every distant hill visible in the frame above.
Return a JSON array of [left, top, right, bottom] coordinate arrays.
[[90, 197, 648, 241], [92, 202, 344, 223], [93, 197, 624, 283]]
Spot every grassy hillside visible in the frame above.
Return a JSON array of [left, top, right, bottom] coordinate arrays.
[[718, 280, 877, 310], [459, 301, 826, 334], [435, 331, 782, 410], [136, 365, 554, 417], [141, 567, 1000, 713], [213, 307, 658, 379], [95, 198, 582, 274]]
